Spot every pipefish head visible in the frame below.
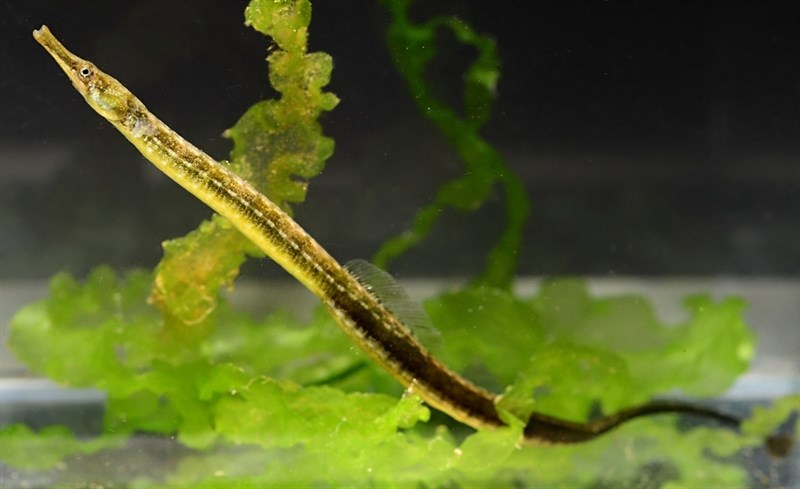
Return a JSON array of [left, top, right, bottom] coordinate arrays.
[[34, 25, 134, 123]]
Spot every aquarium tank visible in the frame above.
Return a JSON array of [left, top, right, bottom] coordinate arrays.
[[0, 1, 797, 488]]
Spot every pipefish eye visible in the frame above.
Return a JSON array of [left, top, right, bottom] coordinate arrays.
[[79, 66, 92, 77]]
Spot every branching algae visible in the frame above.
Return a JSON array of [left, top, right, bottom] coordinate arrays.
[[375, 0, 530, 290], [2, 0, 797, 487]]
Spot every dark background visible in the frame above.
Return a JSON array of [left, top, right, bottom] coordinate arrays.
[[1, 0, 798, 280]]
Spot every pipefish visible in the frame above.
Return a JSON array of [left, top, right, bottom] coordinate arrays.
[[34, 25, 761, 445]]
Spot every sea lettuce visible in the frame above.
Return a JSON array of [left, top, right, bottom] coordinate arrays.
[[426, 280, 755, 422], [150, 0, 338, 351], [0, 424, 125, 471], [4, 267, 479, 484], [7, 268, 792, 487]]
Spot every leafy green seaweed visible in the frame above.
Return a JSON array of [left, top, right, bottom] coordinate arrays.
[[6, 268, 792, 487], [0, 424, 124, 470], [426, 280, 756, 423], [3, 0, 796, 487], [151, 0, 338, 350]]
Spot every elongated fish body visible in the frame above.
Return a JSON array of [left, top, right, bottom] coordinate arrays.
[[34, 25, 750, 445]]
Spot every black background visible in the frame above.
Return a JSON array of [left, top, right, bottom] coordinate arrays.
[[1, 1, 798, 279]]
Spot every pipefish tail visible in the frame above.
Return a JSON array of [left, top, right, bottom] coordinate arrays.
[[33, 24, 749, 444]]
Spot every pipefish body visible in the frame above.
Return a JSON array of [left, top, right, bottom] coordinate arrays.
[[33, 25, 747, 444]]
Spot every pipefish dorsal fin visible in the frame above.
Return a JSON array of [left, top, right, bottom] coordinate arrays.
[[345, 259, 442, 350]]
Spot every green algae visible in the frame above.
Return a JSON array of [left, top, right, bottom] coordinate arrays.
[[374, 0, 530, 289]]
